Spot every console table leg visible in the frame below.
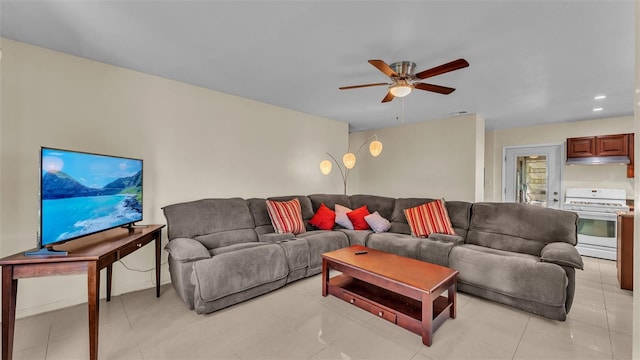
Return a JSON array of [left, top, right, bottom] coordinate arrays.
[[421, 293, 433, 346], [155, 231, 161, 297], [106, 264, 112, 302], [2, 266, 17, 360], [87, 262, 100, 360]]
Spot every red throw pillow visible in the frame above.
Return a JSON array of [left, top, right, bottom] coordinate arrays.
[[265, 198, 306, 235], [346, 205, 371, 230], [404, 199, 455, 237], [309, 203, 336, 230]]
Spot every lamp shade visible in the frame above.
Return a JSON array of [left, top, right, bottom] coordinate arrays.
[[342, 153, 356, 169], [319, 160, 332, 175], [369, 140, 383, 157]]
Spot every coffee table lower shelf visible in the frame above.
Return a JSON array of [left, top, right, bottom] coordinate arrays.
[[327, 274, 452, 341]]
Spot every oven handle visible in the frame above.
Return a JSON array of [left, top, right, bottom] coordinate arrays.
[[573, 210, 618, 221]]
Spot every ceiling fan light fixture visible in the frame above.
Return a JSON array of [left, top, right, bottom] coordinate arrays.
[[389, 82, 412, 97]]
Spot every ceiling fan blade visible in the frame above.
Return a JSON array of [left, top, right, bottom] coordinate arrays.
[[368, 60, 398, 78], [381, 91, 395, 103], [414, 83, 456, 94], [415, 58, 469, 79], [339, 82, 389, 90]]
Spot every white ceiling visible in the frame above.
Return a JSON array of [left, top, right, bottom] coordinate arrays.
[[0, 1, 635, 132]]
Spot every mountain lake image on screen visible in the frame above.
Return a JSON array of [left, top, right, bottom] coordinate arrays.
[[40, 148, 143, 247]]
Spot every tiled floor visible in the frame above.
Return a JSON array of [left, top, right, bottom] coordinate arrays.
[[9, 256, 634, 359]]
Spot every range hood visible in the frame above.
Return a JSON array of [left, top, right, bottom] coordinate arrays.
[[566, 156, 630, 165]]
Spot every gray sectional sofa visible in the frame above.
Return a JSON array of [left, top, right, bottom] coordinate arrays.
[[162, 194, 583, 320]]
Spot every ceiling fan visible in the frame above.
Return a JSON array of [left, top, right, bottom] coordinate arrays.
[[339, 58, 469, 103]]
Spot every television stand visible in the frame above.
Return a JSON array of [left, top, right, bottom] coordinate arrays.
[[24, 246, 68, 257], [121, 223, 149, 234], [0, 224, 165, 360]]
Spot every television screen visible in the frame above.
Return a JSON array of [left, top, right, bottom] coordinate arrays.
[[40, 147, 143, 247]]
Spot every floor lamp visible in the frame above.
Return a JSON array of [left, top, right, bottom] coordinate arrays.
[[320, 135, 382, 195]]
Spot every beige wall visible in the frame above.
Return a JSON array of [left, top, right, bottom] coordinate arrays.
[[0, 38, 348, 317], [346, 114, 485, 202], [485, 116, 634, 202]]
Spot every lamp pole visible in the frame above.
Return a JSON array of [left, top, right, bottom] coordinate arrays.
[[323, 135, 382, 195]]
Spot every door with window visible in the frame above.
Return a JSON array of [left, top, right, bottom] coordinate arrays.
[[503, 144, 563, 209]]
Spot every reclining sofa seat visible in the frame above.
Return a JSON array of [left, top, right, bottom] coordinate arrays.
[[163, 198, 290, 314], [448, 202, 582, 320], [163, 195, 581, 321]]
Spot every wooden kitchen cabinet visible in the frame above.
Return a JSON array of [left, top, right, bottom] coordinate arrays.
[[616, 211, 634, 291], [566, 136, 596, 157], [567, 134, 629, 157], [596, 134, 629, 156], [566, 133, 634, 178]]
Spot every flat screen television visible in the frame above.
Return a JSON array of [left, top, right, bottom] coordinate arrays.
[[27, 147, 143, 256]]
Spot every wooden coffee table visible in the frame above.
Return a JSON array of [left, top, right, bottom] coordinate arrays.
[[322, 244, 458, 346]]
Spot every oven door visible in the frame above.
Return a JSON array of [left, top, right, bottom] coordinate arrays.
[[575, 210, 617, 249]]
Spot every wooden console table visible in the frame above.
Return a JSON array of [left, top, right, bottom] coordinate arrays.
[[0, 224, 165, 360]]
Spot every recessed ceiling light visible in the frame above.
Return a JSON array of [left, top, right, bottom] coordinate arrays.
[[594, 95, 607, 100], [593, 107, 603, 112]]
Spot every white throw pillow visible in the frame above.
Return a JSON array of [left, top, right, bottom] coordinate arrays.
[[364, 211, 391, 233], [334, 204, 354, 230]]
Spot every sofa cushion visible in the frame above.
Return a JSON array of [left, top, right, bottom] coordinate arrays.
[[350, 194, 395, 220], [541, 242, 584, 270], [163, 198, 256, 241], [308, 194, 351, 213], [404, 200, 455, 237], [468, 203, 578, 256], [165, 238, 211, 262], [209, 242, 269, 256], [247, 198, 275, 236], [309, 203, 336, 230], [336, 229, 372, 246], [365, 211, 391, 233], [335, 204, 354, 230], [297, 231, 350, 268], [449, 244, 568, 307], [266, 198, 306, 235], [365, 233, 421, 260], [428, 233, 465, 245], [192, 244, 288, 303], [445, 201, 472, 238], [346, 205, 371, 230], [259, 232, 295, 243], [194, 229, 259, 250]]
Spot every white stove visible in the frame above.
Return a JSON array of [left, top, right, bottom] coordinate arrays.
[[564, 188, 628, 260]]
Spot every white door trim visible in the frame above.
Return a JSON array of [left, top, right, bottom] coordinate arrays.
[[502, 143, 565, 207]]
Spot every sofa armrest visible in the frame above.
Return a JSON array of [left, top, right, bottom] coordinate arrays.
[[259, 233, 295, 243], [428, 233, 465, 246], [165, 237, 211, 262], [540, 242, 584, 270]]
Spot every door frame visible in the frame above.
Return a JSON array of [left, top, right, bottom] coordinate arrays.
[[501, 143, 565, 207]]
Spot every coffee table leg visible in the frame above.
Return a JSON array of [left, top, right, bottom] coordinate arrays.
[[321, 258, 329, 297], [449, 280, 457, 319], [421, 293, 433, 346]]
